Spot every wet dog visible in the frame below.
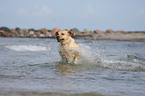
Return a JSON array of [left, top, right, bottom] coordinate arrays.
[[55, 30, 79, 64]]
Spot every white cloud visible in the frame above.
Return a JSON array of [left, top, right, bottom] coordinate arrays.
[[86, 5, 94, 15], [139, 9, 145, 16], [34, 5, 52, 17], [34, 3, 40, 9], [41, 6, 52, 15], [16, 5, 52, 17], [17, 8, 27, 15], [78, 5, 94, 18], [0, 6, 5, 13]]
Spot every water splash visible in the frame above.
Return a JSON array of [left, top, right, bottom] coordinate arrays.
[[78, 43, 102, 65], [99, 52, 145, 71], [77, 41, 145, 71]]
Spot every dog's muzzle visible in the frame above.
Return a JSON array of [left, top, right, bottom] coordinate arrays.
[[56, 36, 64, 42]]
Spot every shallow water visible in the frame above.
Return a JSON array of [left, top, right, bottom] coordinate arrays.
[[0, 38, 145, 96]]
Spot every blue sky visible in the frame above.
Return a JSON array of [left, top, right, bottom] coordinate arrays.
[[0, 0, 145, 31]]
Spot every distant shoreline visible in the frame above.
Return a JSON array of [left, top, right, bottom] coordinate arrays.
[[0, 27, 145, 42], [74, 32, 145, 42]]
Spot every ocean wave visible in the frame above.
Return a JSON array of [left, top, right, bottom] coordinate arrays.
[[4, 45, 50, 52]]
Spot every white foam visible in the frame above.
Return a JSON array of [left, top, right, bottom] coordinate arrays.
[[102, 59, 145, 71], [5, 45, 50, 52]]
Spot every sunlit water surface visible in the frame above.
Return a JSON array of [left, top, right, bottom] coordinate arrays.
[[0, 38, 145, 96]]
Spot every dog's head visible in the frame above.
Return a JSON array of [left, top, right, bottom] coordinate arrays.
[[55, 30, 74, 42]]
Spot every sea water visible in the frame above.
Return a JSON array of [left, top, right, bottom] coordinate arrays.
[[0, 38, 145, 96]]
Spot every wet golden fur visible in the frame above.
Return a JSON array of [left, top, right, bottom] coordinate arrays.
[[55, 30, 79, 64]]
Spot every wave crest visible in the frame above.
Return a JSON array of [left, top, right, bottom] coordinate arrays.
[[5, 45, 50, 52]]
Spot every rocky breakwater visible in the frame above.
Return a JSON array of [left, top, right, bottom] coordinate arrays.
[[0, 27, 145, 42], [0, 27, 54, 38]]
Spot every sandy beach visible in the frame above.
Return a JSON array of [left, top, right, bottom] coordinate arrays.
[[75, 32, 145, 42]]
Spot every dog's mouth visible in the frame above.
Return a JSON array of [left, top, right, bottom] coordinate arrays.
[[56, 36, 64, 42], [59, 38, 64, 42]]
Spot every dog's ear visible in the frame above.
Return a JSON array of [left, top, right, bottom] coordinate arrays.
[[68, 31, 74, 36], [55, 31, 59, 36]]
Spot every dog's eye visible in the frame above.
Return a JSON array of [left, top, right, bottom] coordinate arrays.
[[61, 33, 64, 35]]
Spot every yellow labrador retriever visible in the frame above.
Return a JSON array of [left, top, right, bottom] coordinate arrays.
[[55, 30, 79, 64]]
